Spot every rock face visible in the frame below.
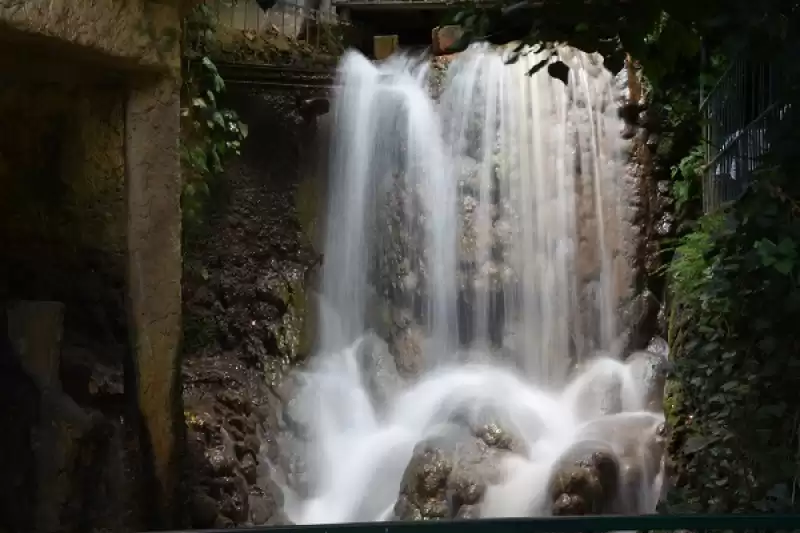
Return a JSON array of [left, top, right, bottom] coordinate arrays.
[[182, 93, 323, 528], [617, 61, 673, 353]]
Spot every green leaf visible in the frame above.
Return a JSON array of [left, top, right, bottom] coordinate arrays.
[[757, 404, 786, 418], [777, 237, 796, 255], [721, 381, 739, 392], [201, 56, 218, 73], [684, 435, 714, 454], [774, 259, 793, 275], [212, 112, 225, 128], [213, 74, 225, 93]]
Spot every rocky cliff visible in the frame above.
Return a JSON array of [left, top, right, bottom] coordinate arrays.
[[181, 92, 325, 528]]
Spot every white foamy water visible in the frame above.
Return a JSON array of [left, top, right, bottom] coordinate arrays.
[[281, 44, 664, 524]]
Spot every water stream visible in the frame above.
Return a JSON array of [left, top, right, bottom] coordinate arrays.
[[281, 44, 664, 524]]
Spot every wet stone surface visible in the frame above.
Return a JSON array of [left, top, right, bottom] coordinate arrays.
[[182, 93, 319, 528]]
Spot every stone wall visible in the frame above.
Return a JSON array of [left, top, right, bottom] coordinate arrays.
[[0, 0, 184, 530], [0, 0, 180, 70], [0, 79, 127, 260]]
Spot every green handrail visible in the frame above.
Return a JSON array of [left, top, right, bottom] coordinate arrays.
[[158, 514, 800, 533]]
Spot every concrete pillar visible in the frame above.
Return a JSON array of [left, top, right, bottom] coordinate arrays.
[[125, 72, 182, 527]]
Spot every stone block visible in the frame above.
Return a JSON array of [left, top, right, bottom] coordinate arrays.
[[432, 25, 464, 56], [374, 35, 398, 60]]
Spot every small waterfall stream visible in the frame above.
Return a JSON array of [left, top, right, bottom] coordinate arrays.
[[280, 44, 664, 524]]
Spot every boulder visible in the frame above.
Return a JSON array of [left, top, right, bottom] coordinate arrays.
[[394, 435, 505, 520], [574, 413, 666, 512], [547, 441, 620, 515]]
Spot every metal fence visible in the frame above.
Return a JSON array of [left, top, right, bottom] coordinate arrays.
[[155, 514, 800, 533], [205, 0, 351, 47], [700, 53, 784, 212]]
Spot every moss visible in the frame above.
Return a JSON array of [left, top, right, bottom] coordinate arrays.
[[270, 278, 312, 362]]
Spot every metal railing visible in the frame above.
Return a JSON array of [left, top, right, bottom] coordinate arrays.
[[213, 62, 337, 90], [700, 53, 784, 212], [205, 0, 352, 50], [156, 514, 800, 533]]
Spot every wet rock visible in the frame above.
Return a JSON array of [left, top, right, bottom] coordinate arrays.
[[625, 350, 669, 411], [266, 512, 294, 526], [190, 491, 220, 529], [241, 453, 258, 484], [455, 504, 480, 518], [646, 336, 669, 359], [357, 333, 404, 406], [395, 444, 454, 520], [567, 359, 625, 421], [475, 422, 515, 451], [392, 324, 425, 377], [394, 435, 504, 520], [548, 441, 620, 515], [207, 448, 236, 478], [451, 405, 523, 453], [247, 481, 284, 526], [576, 413, 666, 510], [249, 492, 272, 525]]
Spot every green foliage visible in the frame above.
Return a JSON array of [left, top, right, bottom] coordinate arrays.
[[664, 46, 800, 511], [666, 172, 800, 513], [671, 144, 704, 215], [181, 4, 248, 234], [448, 0, 793, 93]]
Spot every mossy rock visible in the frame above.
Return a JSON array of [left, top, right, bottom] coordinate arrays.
[[270, 278, 313, 361]]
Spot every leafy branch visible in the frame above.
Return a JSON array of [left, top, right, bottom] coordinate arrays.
[[181, 3, 248, 233]]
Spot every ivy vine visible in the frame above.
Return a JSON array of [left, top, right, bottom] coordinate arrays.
[[663, 38, 800, 515], [181, 3, 248, 234]]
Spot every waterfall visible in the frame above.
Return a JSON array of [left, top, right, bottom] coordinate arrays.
[[280, 43, 662, 524]]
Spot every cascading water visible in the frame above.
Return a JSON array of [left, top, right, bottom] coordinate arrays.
[[280, 44, 666, 524]]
